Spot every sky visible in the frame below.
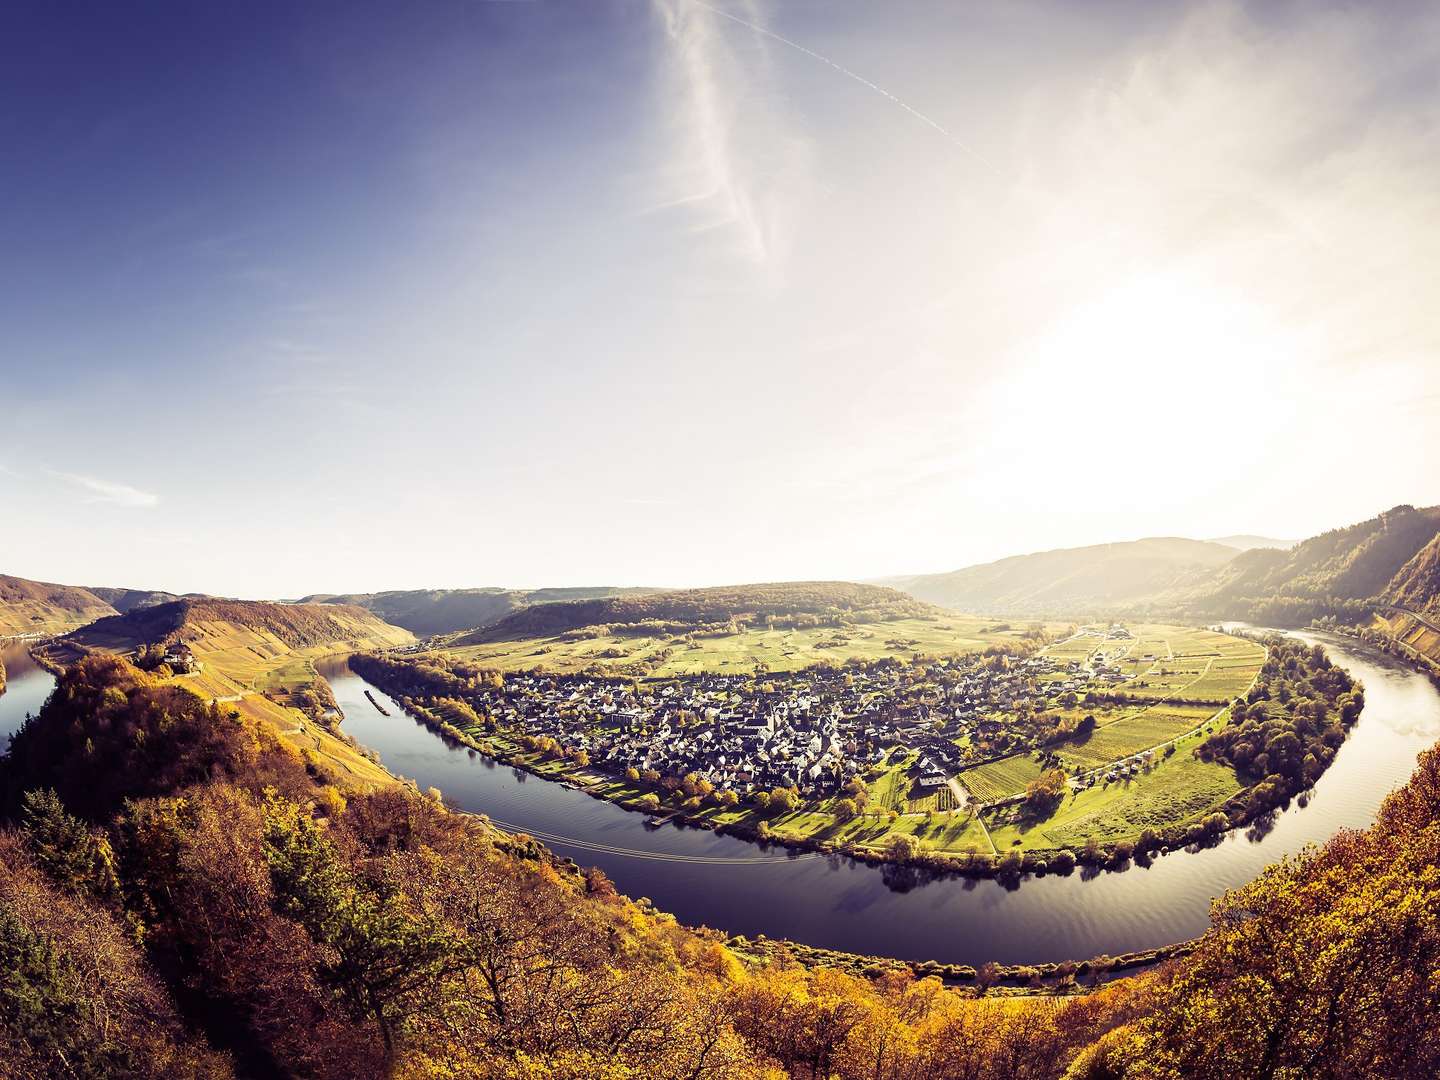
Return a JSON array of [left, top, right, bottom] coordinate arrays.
[[3, 0, 1440, 598]]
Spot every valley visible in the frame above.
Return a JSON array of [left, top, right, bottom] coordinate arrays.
[[1, 502, 1438, 1077]]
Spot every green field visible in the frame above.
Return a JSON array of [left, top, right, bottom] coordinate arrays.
[[866, 752, 919, 810], [445, 614, 1064, 676], [986, 728, 1242, 851], [1107, 627, 1265, 702], [1053, 704, 1217, 770]]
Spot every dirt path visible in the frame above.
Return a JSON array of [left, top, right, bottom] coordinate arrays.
[[946, 775, 970, 811]]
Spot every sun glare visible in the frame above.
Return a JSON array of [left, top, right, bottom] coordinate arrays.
[[956, 275, 1299, 508]]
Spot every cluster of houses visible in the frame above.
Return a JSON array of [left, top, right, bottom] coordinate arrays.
[[385, 640, 1148, 799], [163, 643, 203, 674]]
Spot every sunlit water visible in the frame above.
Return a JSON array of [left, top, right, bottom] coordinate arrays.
[[317, 632, 1440, 964]]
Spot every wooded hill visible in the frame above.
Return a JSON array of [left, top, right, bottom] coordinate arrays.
[[891, 506, 1440, 627], [0, 573, 117, 636], [460, 581, 938, 643], [66, 597, 413, 654], [298, 585, 662, 637], [1157, 504, 1440, 623], [889, 538, 1238, 616]]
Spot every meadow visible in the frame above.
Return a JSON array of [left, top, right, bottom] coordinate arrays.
[[986, 727, 1243, 851]]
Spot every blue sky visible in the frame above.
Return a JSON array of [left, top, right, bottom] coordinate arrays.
[[3, 1, 1439, 596]]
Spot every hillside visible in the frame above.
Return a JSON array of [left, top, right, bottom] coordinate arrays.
[[1382, 530, 1440, 615], [300, 585, 661, 637], [44, 597, 413, 788], [1157, 504, 1440, 622], [86, 586, 186, 614], [0, 573, 116, 636], [888, 508, 1440, 626], [890, 538, 1238, 616], [461, 581, 937, 643], [68, 597, 414, 655]]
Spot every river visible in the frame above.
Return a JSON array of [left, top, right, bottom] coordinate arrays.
[[0, 640, 55, 748], [315, 632, 1440, 966]]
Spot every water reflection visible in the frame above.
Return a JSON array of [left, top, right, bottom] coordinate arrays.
[[0, 641, 56, 748]]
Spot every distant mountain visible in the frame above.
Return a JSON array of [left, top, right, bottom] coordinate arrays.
[[1208, 535, 1295, 552], [298, 586, 663, 637], [86, 586, 187, 614], [889, 538, 1239, 616], [462, 581, 935, 642], [0, 574, 117, 636]]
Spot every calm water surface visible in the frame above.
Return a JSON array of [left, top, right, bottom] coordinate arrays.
[[0, 641, 55, 747], [313, 636, 1440, 964]]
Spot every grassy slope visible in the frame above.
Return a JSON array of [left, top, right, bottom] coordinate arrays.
[[0, 574, 117, 636]]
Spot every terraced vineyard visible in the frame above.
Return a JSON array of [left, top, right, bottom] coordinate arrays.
[[958, 755, 1046, 802], [1054, 704, 1215, 769]]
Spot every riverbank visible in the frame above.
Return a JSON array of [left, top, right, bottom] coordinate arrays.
[[1324, 610, 1440, 688], [348, 634, 1359, 881], [727, 932, 1196, 993]]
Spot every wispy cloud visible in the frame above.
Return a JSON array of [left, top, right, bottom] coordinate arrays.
[[688, 0, 993, 170], [53, 472, 160, 508], [649, 0, 807, 270]]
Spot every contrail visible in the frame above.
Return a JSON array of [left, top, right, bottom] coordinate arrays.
[[687, 0, 995, 170]]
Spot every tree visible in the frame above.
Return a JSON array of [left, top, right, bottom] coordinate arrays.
[[885, 833, 920, 864], [261, 793, 455, 1058], [768, 787, 799, 814], [1023, 768, 1068, 817], [18, 788, 118, 900]]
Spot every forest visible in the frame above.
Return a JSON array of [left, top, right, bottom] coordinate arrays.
[[1196, 637, 1363, 822]]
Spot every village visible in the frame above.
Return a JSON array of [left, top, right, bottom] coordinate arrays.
[[380, 625, 1143, 804]]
